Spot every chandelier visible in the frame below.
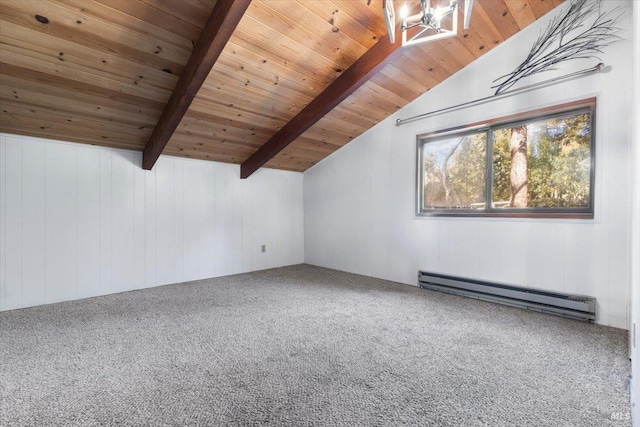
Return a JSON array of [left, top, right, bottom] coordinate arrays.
[[384, 0, 474, 46]]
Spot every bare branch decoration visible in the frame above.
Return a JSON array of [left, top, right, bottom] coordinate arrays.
[[492, 0, 624, 95]]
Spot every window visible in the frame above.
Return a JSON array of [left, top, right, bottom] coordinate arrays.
[[416, 99, 595, 218]]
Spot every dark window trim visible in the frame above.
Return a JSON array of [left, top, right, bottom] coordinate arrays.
[[416, 98, 596, 219]]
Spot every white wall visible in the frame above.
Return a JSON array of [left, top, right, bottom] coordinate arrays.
[[630, 1, 639, 424], [304, 0, 633, 329], [0, 133, 304, 311]]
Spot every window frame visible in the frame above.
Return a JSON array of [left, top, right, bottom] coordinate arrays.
[[415, 98, 596, 219]]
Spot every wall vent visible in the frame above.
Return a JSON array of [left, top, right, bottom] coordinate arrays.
[[418, 271, 596, 322]]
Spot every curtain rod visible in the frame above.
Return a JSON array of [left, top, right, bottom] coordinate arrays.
[[395, 63, 606, 127]]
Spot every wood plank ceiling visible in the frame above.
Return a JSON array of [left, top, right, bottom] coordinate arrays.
[[0, 0, 563, 175]]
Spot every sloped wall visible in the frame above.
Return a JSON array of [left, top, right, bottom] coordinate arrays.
[[304, 0, 633, 329], [0, 134, 304, 311]]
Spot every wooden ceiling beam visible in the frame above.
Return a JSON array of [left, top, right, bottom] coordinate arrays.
[[142, 0, 251, 170], [240, 28, 403, 179]]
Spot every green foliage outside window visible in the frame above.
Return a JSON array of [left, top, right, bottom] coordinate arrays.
[[422, 133, 486, 209], [492, 113, 591, 208], [418, 107, 594, 217]]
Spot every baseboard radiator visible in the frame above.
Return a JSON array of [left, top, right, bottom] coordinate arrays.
[[418, 271, 596, 322]]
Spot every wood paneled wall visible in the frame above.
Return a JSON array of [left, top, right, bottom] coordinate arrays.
[[0, 133, 304, 311], [303, 0, 634, 329]]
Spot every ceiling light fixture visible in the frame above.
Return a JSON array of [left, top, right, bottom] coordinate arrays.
[[384, 0, 474, 47], [402, 0, 458, 46], [383, 0, 397, 43]]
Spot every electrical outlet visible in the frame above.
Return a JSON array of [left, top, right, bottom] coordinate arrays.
[[261, 244, 266, 253]]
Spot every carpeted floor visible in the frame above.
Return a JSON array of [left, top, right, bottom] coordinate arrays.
[[0, 264, 631, 426]]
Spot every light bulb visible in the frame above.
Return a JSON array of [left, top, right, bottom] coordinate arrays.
[[400, 3, 409, 19], [433, 6, 448, 21]]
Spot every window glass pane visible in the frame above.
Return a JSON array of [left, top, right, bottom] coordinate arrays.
[[422, 133, 486, 210], [492, 112, 591, 209]]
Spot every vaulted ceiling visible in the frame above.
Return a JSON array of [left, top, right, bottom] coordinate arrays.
[[0, 0, 563, 177]]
